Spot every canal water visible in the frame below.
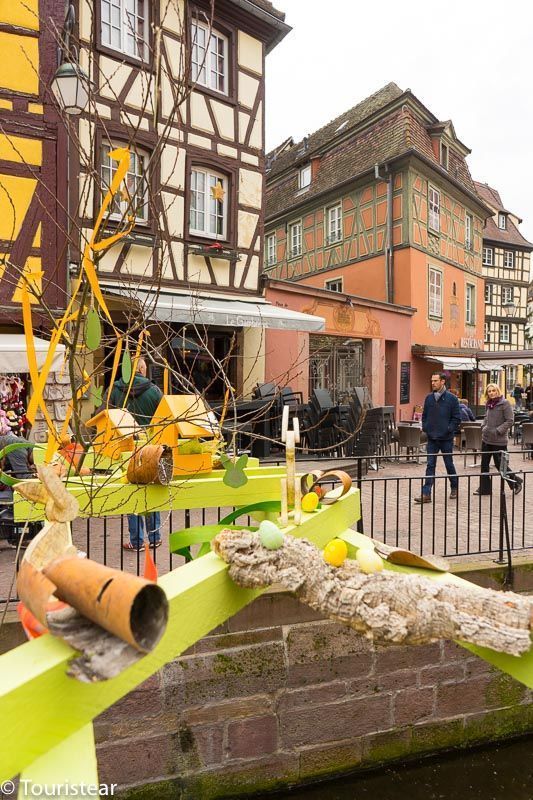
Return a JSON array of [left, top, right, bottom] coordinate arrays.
[[263, 736, 533, 799]]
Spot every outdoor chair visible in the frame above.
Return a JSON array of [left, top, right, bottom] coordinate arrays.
[[397, 424, 423, 462], [520, 422, 533, 460], [463, 425, 482, 467]]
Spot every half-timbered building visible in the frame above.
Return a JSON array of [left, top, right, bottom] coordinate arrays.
[[474, 181, 532, 396], [264, 83, 492, 413], [72, 0, 321, 401]]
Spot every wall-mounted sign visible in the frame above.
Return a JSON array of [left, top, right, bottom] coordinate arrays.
[[460, 337, 483, 349], [400, 361, 410, 405]]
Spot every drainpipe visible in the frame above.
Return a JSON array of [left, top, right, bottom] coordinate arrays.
[[374, 163, 394, 304]]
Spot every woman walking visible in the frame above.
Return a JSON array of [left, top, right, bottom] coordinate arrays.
[[474, 384, 523, 496]]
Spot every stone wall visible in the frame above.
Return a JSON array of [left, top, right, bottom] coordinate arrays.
[[95, 591, 533, 800]]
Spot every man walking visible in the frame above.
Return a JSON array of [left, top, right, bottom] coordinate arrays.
[[108, 357, 163, 550], [414, 372, 461, 504]]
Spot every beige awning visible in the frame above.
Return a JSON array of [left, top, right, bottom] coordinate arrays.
[[0, 334, 66, 373]]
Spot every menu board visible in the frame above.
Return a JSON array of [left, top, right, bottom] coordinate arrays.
[[400, 362, 410, 405]]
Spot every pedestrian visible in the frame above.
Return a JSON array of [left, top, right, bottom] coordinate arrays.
[[108, 356, 164, 550], [414, 372, 461, 504], [526, 382, 533, 410], [459, 398, 475, 422], [474, 383, 522, 496], [512, 383, 523, 411]]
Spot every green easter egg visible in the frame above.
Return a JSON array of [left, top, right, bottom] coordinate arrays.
[[258, 520, 284, 550]]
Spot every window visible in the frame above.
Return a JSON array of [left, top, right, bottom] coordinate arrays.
[[288, 221, 302, 258], [428, 267, 442, 318], [428, 185, 440, 232], [325, 278, 343, 292], [466, 283, 476, 325], [101, 0, 148, 60], [484, 322, 490, 343], [465, 214, 473, 251], [101, 145, 148, 222], [498, 213, 507, 230], [485, 283, 493, 304], [440, 142, 449, 170], [326, 204, 342, 244], [499, 322, 510, 343], [503, 250, 514, 268], [299, 165, 311, 190], [189, 167, 227, 239], [191, 21, 228, 94], [482, 246, 493, 265], [502, 286, 514, 305], [265, 233, 276, 267]]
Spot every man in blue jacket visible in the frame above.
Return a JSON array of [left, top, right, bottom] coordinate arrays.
[[415, 372, 461, 504]]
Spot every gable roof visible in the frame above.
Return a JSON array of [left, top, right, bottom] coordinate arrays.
[[474, 181, 533, 249], [266, 83, 483, 221]]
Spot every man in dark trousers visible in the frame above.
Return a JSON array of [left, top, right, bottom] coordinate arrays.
[[108, 357, 164, 549], [414, 372, 461, 504]]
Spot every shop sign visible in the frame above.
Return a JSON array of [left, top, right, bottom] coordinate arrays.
[[460, 337, 483, 349]]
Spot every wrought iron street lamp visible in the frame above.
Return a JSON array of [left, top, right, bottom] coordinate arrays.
[[50, 4, 90, 115], [502, 300, 517, 317]]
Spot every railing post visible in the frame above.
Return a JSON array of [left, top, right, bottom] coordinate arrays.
[[356, 457, 364, 533]]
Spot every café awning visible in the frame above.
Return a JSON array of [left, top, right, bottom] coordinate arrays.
[[0, 335, 66, 373], [106, 288, 325, 332], [421, 355, 499, 372]]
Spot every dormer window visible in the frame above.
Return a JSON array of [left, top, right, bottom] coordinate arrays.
[[498, 213, 507, 230], [299, 164, 311, 190], [440, 142, 449, 171]]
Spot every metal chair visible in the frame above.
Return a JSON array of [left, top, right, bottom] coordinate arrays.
[[463, 425, 482, 467], [397, 425, 422, 462], [520, 422, 533, 459]]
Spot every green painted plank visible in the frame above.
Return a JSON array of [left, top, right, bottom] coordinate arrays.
[[339, 529, 533, 689], [18, 724, 99, 799], [0, 491, 360, 780], [14, 466, 286, 522]]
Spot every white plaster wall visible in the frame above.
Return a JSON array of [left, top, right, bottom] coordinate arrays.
[[238, 112, 250, 143], [124, 244, 153, 277], [210, 100, 235, 141], [242, 327, 266, 398], [170, 240, 184, 281], [249, 102, 263, 150], [187, 133, 212, 150], [161, 192, 184, 238], [190, 92, 215, 134], [210, 257, 230, 287], [98, 57, 132, 101], [218, 144, 238, 159], [161, 145, 185, 189], [241, 152, 259, 166], [79, 0, 93, 41], [188, 254, 211, 284], [243, 256, 259, 290], [239, 169, 262, 209], [160, 0, 184, 33], [237, 31, 263, 75], [238, 72, 259, 109], [238, 210, 259, 249]]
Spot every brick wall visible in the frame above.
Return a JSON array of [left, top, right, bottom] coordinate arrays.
[[94, 592, 533, 799]]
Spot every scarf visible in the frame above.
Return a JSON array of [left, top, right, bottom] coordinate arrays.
[[486, 396, 502, 410]]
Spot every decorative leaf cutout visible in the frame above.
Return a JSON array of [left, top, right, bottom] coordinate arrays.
[[221, 452, 249, 488], [90, 385, 103, 408], [121, 347, 132, 383], [85, 308, 102, 351]]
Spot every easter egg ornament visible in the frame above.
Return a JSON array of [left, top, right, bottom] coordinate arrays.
[[356, 548, 384, 574], [301, 492, 319, 513], [258, 520, 284, 550], [323, 538, 348, 567]]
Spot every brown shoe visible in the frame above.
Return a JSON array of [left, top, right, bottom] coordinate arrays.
[[414, 495, 431, 504], [449, 489, 458, 499]]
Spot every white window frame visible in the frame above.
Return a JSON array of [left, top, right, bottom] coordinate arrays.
[[465, 283, 476, 325], [484, 283, 493, 304], [502, 286, 514, 305], [265, 233, 276, 267], [288, 220, 302, 258], [465, 213, 473, 251], [299, 164, 311, 190], [503, 250, 515, 268], [440, 142, 449, 170], [326, 203, 342, 244], [499, 322, 510, 343], [498, 213, 507, 230], [484, 322, 490, 343], [428, 266, 443, 319], [189, 167, 228, 240], [428, 185, 440, 232], [101, 0, 148, 61], [482, 246, 493, 265], [325, 277, 343, 292], [101, 144, 148, 223], [191, 20, 228, 95]]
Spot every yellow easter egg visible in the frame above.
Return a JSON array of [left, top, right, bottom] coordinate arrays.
[[323, 538, 348, 567], [356, 548, 384, 574], [301, 492, 319, 513]]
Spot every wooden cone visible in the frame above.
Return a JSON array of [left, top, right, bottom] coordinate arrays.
[[127, 444, 174, 485]]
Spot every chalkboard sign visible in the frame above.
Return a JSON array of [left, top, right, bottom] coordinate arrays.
[[400, 361, 410, 405]]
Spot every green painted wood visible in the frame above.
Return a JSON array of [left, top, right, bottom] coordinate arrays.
[[0, 491, 360, 780], [18, 724, 99, 799], [13, 464, 284, 522]]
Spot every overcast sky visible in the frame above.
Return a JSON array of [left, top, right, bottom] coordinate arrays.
[[265, 0, 533, 241]]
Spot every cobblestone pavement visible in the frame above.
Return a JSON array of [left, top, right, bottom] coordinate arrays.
[[1, 448, 532, 605]]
